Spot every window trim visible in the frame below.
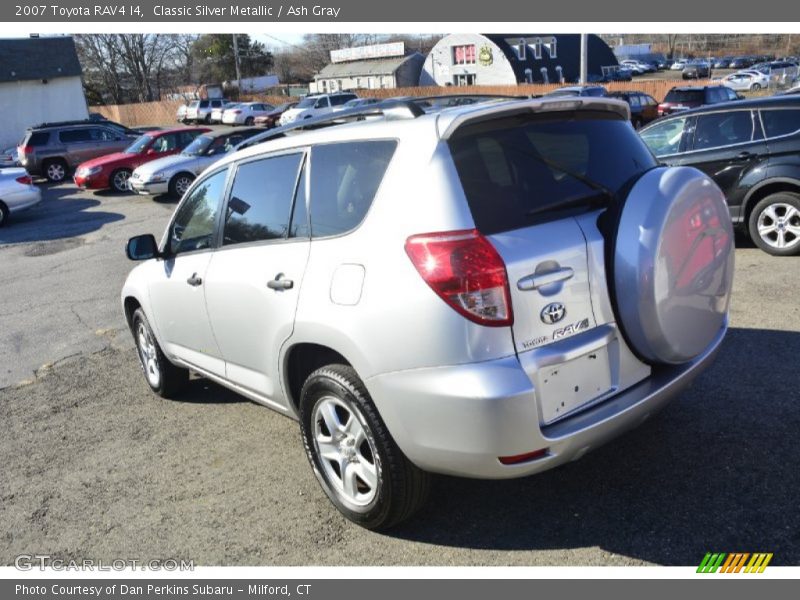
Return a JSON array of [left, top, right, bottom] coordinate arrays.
[[215, 147, 310, 252], [685, 109, 761, 154], [160, 165, 233, 258]]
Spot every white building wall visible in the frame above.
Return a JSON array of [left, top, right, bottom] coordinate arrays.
[[311, 74, 397, 94], [420, 33, 518, 86], [0, 76, 88, 148]]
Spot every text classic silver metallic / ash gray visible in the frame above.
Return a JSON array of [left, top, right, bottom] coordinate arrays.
[[121, 96, 735, 529]]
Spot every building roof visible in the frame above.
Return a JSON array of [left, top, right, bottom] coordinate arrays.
[[314, 53, 421, 80], [0, 37, 83, 84]]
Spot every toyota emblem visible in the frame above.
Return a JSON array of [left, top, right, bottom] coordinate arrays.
[[540, 302, 566, 324]]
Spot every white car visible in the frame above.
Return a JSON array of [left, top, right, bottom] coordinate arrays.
[[186, 98, 232, 124], [722, 71, 770, 91], [620, 60, 653, 74], [210, 103, 240, 123], [0, 168, 42, 226], [279, 93, 358, 126], [221, 102, 276, 126], [1, 146, 20, 168], [671, 60, 688, 71]]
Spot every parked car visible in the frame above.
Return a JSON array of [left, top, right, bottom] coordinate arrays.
[[640, 95, 800, 255], [253, 101, 299, 128], [0, 168, 41, 226], [657, 85, 740, 117], [128, 127, 261, 198], [607, 91, 659, 128], [343, 98, 382, 109], [1, 146, 20, 168], [210, 103, 239, 124], [543, 85, 607, 98], [186, 98, 232, 124], [620, 60, 650, 74], [671, 59, 688, 70], [714, 57, 733, 68], [721, 71, 770, 91], [17, 122, 138, 183], [122, 96, 733, 529], [222, 102, 276, 126], [176, 104, 188, 124], [729, 56, 754, 69], [682, 61, 711, 79], [74, 127, 210, 193], [279, 93, 358, 125]]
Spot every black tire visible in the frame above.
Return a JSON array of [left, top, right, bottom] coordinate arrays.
[[110, 168, 132, 193], [168, 173, 194, 198], [751, 83, 762, 91], [43, 158, 68, 183], [299, 364, 430, 530], [632, 117, 643, 130], [0, 201, 9, 227], [131, 308, 188, 398], [244, 117, 255, 126], [203, 114, 211, 124], [747, 192, 800, 256]]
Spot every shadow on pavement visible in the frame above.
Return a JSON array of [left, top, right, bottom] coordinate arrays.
[[386, 327, 800, 565], [0, 184, 125, 244]]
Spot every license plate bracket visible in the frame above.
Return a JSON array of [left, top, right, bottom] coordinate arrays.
[[538, 347, 613, 424]]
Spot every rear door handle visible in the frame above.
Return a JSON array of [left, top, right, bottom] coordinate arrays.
[[267, 273, 294, 290], [186, 273, 203, 287], [735, 151, 756, 160], [517, 267, 574, 291]]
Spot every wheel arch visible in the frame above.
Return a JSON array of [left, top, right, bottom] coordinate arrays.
[[742, 178, 800, 224], [283, 342, 353, 416]]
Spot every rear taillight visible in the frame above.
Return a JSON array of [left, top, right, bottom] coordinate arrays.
[[15, 175, 32, 185], [19, 145, 33, 156], [233, 110, 242, 114], [405, 229, 513, 327]]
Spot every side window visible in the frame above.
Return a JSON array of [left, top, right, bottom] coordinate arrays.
[[93, 128, 117, 141], [760, 109, 800, 138], [169, 169, 228, 255], [640, 117, 690, 156], [693, 111, 754, 151], [726, 88, 739, 101], [309, 141, 397, 238], [59, 129, 91, 143], [179, 130, 201, 147], [315, 97, 330, 109], [628, 95, 641, 108], [222, 153, 305, 246]]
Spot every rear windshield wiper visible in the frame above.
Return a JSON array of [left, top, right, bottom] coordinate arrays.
[[525, 189, 612, 217]]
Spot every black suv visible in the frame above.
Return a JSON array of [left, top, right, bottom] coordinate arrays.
[[640, 95, 800, 255]]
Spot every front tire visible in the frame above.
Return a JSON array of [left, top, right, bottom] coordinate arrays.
[[168, 173, 194, 198], [0, 201, 9, 227], [244, 117, 255, 126], [751, 83, 762, 91], [299, 364, 430, 530], [110, 168, 132, 193], [132, 308, 188, 398], [747, 192, 800, 256]]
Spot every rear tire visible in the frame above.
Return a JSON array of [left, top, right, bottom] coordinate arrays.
[[44, 159, 68, 183], [299, 364, 430, 530], [0, 201, 9, 227], [131, 308, 188, 398], [245, 117, 255, 126], [747, 192, 800, 256], [751, 83, 762, 91]]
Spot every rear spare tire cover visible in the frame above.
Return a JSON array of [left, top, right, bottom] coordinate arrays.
[[612, 166, 734, 365]]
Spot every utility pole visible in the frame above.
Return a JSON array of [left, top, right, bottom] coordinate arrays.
[[232, 33, 242, 94], [579, 34, 588, 85]]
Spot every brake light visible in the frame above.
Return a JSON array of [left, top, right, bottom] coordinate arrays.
[[233, 110, 242, 114], [15, 175, 32, 185], [19, 145, 33, 156], [405, 229, 513, 327], [499, 448, 548, 465]]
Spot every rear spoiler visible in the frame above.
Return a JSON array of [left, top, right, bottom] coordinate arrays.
[[438, 97, 631, 140]]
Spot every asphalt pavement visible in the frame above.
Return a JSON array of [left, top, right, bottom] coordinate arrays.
[[1, 182, 798, 566]]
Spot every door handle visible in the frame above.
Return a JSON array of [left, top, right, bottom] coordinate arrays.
[[267, 273, 294, 290], [517, 267, 574, 291], [186, 273, 203, 287], [735, 151, 756, 160]]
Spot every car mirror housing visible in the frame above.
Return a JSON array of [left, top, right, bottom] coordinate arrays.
[[126, 234, 161, 261]]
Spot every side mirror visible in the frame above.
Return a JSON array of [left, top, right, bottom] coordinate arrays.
[[126, 234, 160, 261], [146, 148, 157, 155]]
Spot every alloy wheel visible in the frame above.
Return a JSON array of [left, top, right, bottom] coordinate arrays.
[[757, 202, 800, 251], [136, 321, 161, 388]]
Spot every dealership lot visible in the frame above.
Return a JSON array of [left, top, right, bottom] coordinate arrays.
[[1, 182, 798, 565]]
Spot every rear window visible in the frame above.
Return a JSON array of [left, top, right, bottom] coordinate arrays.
[[448, 112, 657, 235], [26, 132, 50, 146], [309, 140, 396, 238], [760, 109, 800, 138], [664, 89, 704, 104]]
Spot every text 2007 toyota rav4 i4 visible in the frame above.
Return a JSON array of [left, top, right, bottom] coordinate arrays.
[[122, 97, 734, 529]]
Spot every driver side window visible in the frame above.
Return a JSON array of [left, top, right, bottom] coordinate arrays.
[[169, 169, 228, 255]]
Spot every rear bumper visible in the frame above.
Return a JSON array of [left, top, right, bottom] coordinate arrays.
[[7, 187, 42, 213], [366, 322, 726, 479]]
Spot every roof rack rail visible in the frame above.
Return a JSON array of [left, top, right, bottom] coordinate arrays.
[[235, 94, 526, 151], [235, 98, 425, 151]]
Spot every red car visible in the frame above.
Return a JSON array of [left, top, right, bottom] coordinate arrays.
[[73, 127, 210, 192], [253, 101, 298, 128]]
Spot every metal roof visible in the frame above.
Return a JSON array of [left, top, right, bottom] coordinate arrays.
[[314, 54, 420, 79], [0, 37, 83, 83]]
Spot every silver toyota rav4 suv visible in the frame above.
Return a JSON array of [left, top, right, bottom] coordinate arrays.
[[122, 97, 735, 530]]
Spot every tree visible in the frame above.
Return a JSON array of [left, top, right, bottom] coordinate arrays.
[[191, 34, 274, 84]]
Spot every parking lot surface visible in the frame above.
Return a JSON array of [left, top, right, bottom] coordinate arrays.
[[1, 182, 798, 566]]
